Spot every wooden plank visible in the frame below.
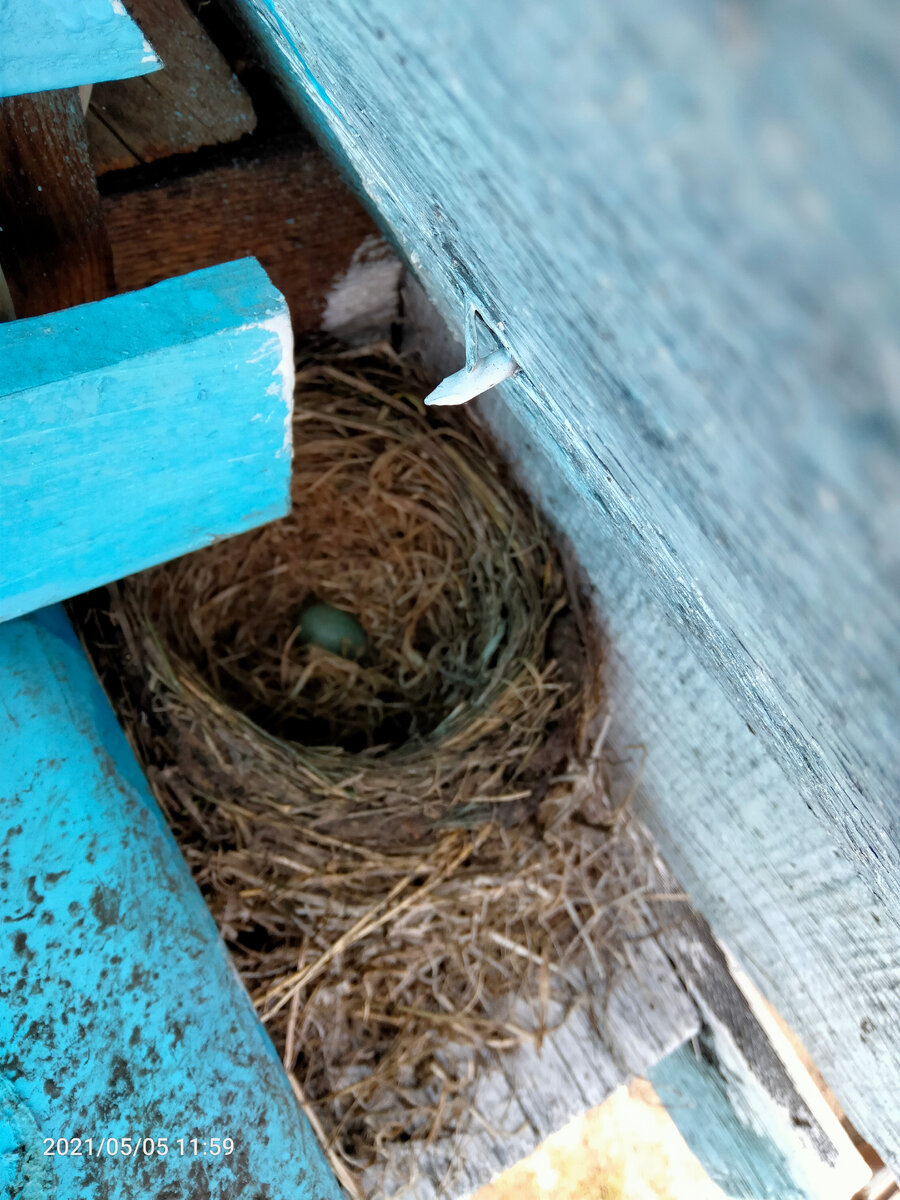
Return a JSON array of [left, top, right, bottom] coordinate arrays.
[[365, 834, 864, 1200], [234, 0, 900, 1170], [84, 107, 140, 174], [479, 374, 900, 1180], [0, 257, 292, 623], [87, 0, 256, 175], [650, 1042, 810, 1200], [404, 279, 894, 1195], [0, 0, 160, 99], [0, 603, 341, 1200], [0, 89, 114, 317], [651, 867, 869, 1198], [364, 938, 700, 1198], [101, 138, 400, 338]]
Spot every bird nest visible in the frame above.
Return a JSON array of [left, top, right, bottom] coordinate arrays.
[[75, 346, 647, 1196]]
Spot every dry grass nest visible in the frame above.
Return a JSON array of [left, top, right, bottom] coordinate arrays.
[[76, 345, 651, 1196]]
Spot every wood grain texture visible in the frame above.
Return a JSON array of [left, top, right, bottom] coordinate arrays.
[[0, 90, 114, 317], [0, 604, 342, 1199], [0, 0, 160, 99], [233, 0, 900, 1168], [87, 0, 256, 175], [365, 938, 699, 1199], [650, 863, 868, 1199], [479, 380, 900, 1180], [101, 137, 398, 336], [405, 295, 890, 1192], [84, 107, 140, 173], [650, 1041, 804, 1200], [0, 258, 293, 622], [364, 828, 862, 1200]]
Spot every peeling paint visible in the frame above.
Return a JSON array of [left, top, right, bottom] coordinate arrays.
[[321, 234, 402, 342]]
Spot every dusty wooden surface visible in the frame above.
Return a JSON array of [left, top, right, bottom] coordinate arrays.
[[101, 137, 398, 337], [362, 873, 863, 1200], [480, 380, 900, 1181], [0, 89, 114, 316], [472, 1079, 729, 1200], [86, 0, 256, 174], [651, 869, 868, 1199], [235, 0, 900, 1169]]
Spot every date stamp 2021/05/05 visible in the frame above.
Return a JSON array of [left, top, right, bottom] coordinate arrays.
[[43, 1136, 235, 1159]]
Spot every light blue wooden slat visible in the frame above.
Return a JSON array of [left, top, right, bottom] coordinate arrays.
[[0, 603, 342, 1200], [649, 1040, 800, 1200], [0, 257, 293, 623], [0, 0, 161, 99], [232, 0, 900, 1169]]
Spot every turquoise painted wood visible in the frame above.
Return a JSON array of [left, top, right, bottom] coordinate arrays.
[[649, 1040, 799, 1200], [233, 0, 900, 1169], [0, 0, 161, 99], [0, 257, 293, 623], [0, 603, 342, 1200]]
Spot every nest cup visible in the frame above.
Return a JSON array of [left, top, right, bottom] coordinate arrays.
[[82, 346, 639, 1192]]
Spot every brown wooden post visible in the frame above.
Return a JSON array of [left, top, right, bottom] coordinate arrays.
[[0, 88, 114, 317]]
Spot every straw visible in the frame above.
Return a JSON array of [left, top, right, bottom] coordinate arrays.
[[74, 344, 650, 1194]]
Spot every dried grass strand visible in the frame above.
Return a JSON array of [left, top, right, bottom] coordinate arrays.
[[74, 345, 658, 1196]]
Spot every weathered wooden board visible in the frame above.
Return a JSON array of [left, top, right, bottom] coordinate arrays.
[[233, 0, 900, 1169], [477, 378, 900, 1181], [649, 861, 869, 1199], [0, 603, 341, 1200], [405, 295, 890, 1192], [365, 937, 699, 1199], [85, 105, 140, 173], [0, 258, 292, 623], [651, 1042, 806, 1200], [362, 821, 863, 1200], [101, 137, 400, 338], [86, 0, 256, 175], [0, 0, 160, 99], [0, 89, 114, 317]]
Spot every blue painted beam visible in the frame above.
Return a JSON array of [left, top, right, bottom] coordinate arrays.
[[0, 0, 161, 99], [0, 604, 341, 1200], [0, 258, 294, 623]]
